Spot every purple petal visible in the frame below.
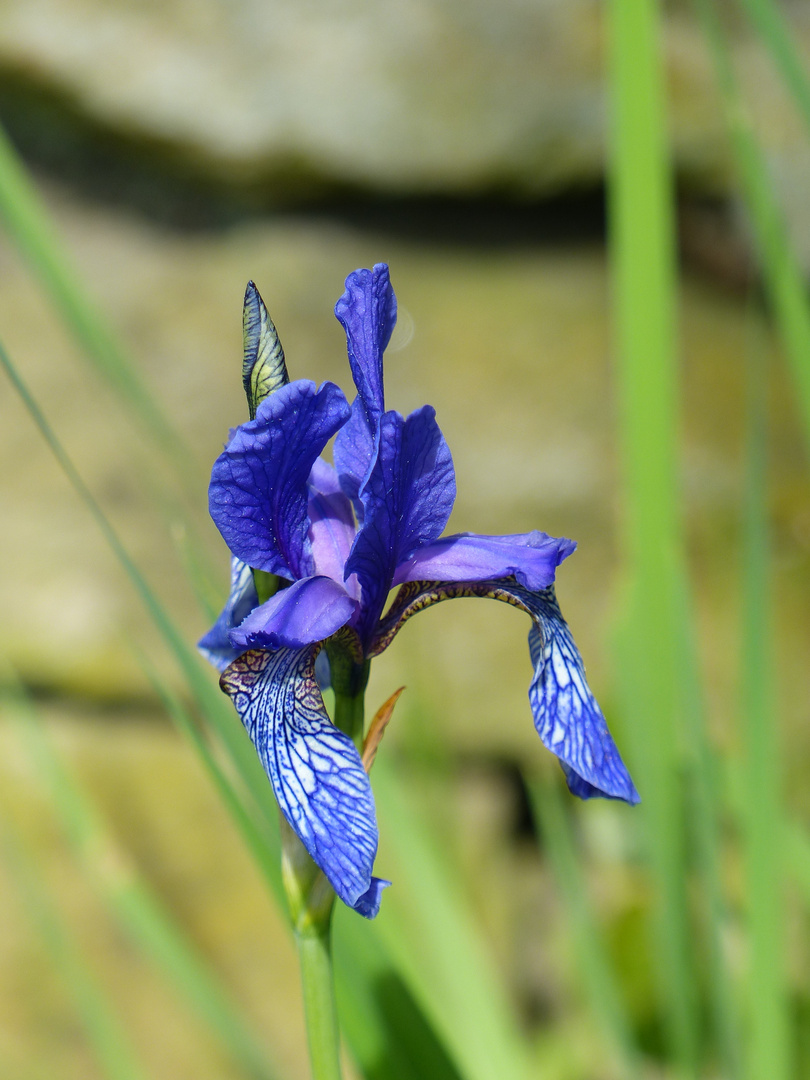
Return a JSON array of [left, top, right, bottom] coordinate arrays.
[[309, 456, 343, 496], [221, 647, 385, 917], [333, 264, 397, 507], [230, 575, 357, 651], [393, 531, 576, 590], [335, 263, 396, 431], [346, 405, 456, 644], [197, 557, 259, 671], [352, 876, 391, 919], [371, 580, 638, 805], [333, 402, 374, 514], [209, 380, 350, 580], [307, 462, 360, 598], [524, 588, 639, 803]]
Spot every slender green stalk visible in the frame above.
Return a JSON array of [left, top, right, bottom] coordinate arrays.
[[297, 929, 343, 1080], [334, 690, 367, 745], [693, 0, 810, 454], [737, 0, 810, 138], [739, 338, 789, 1080], [281, 803, 344, 1079], [675, 583, 740, 1080], [526, 777, 641, 1079], [608, 0, 698, 1071]]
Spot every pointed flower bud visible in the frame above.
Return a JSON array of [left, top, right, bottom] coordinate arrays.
[[242, 281, 289, 419]]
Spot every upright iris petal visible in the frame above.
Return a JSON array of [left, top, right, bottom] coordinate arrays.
[[333, 264, 397, 509], [209, 380, 350, 580], [345, 405, 456, 643], [307, 460, 360, 597]]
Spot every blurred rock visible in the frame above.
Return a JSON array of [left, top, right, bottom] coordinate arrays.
[[0, 0, 808, 210]]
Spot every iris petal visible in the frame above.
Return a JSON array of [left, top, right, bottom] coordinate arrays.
[[230, 575, 357, 650], [333, 264, 397, 508], [393, 531, 576, 591], [333, 403, 375, 514], [373, 579, 638, 804], [307, 462, 360, 597], [346, 405, 456, 644], [197, 556, 259, 671], [335, 263, 396, 431], [525, 589, 639, 803], [220, 647, 387, 917], [209, 380, 351, 580]]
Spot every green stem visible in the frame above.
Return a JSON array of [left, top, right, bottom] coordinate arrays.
[[296, 926, 343, 1080], [282, 817, 343, 1080], [333, 687, 367, 745], [281, 676, 367, 1080]]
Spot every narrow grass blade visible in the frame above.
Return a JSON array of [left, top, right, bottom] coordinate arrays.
[[737, 0, 810, 138], [675, 582, 741, 1079], [366, 756, 532, 1080], [0, 811, 149, 1080], [526, 775, 642, 1079], [783, 820, 810, 906], [738, 339, 790, 1079], [0, 123, 188, 466], [608, 0, 699, 1070], [1, 673, 282, 1080], [332, 910, 463, 1080], [693, 0, 810, 454]]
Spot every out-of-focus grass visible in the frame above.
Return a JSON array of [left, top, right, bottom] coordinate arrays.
[[608, 0, 700, 1073], [694, 0, 810, 455], [739, 337, 790, 1080]]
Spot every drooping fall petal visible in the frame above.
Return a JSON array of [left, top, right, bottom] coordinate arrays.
[[221, 647, 389, 917]]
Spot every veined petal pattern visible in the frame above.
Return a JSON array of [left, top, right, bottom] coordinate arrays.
[[220, 647, 385, 916], [209, 380, 350, 580]]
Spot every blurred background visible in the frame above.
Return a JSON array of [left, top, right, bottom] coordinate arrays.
[[0, 1, 809, 1078]]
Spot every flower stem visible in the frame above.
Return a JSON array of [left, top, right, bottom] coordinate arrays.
[[281, 650, 368, 1079], [281, 816, 343, 1080], [333, 687, 367, 745], [295, 924, 343, 1080]]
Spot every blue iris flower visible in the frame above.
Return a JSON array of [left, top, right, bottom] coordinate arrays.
[[199, 264, 639, 920]]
